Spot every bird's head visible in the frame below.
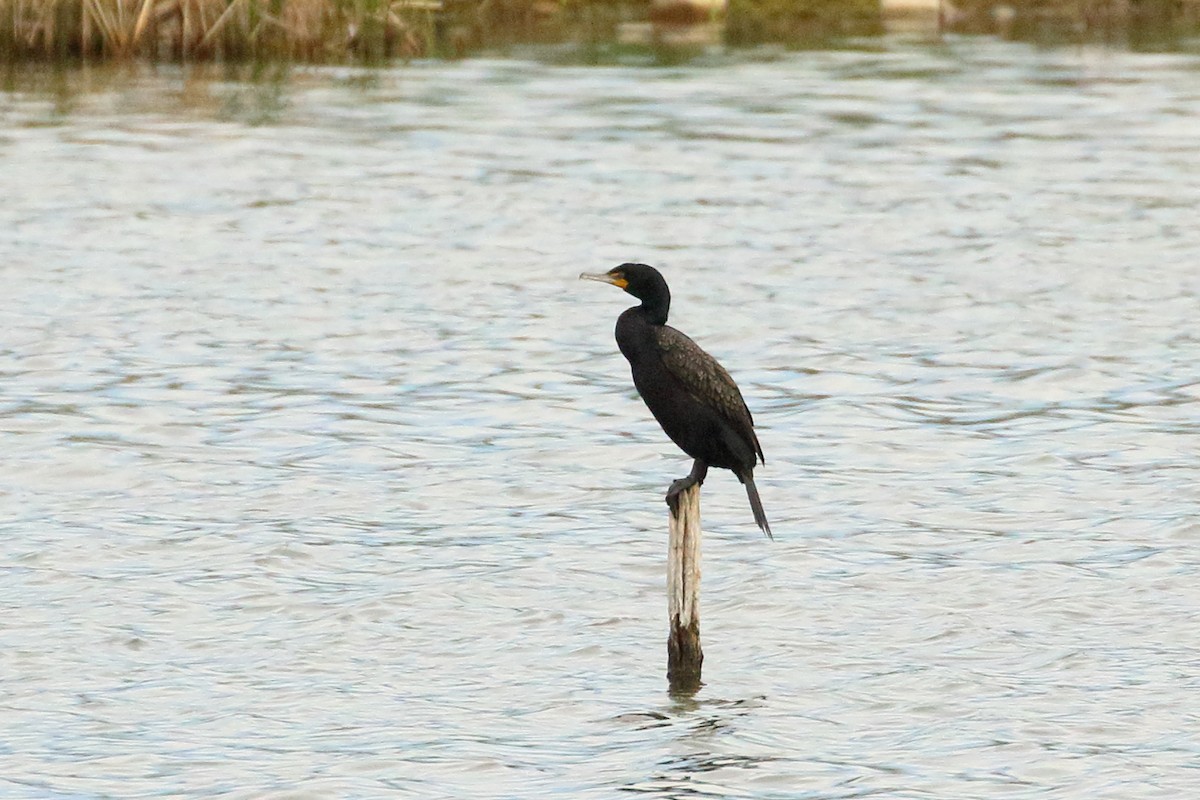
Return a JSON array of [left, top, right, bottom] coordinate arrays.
[[579, 263, 670, 311]]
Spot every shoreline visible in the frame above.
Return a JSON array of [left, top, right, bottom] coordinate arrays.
[[2, 0, 1197, 64]]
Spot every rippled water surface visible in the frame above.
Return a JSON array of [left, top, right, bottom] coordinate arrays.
[[3, 40, 1200, 798]]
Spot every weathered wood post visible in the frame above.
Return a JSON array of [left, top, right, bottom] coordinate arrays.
[[666, 483, 703, 691]]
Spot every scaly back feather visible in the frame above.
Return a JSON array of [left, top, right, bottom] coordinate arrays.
[[654, 325, 764, 465]]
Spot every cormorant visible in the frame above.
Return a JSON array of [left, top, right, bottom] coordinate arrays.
[[580, 263, 771, 537]]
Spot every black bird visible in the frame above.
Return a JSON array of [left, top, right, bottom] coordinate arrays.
[[581, 263, 771, 537]]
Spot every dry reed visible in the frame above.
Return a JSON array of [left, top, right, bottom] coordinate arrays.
[[0, 0, 444, 61]]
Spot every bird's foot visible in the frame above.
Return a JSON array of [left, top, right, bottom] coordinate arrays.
[[666, 476, 698, 504], [666, 460, 709, 509]]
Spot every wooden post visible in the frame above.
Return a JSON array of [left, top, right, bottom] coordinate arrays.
[[666, 483, 702, 691]]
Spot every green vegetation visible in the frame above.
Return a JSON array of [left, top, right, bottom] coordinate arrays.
[[948, 0, 1200, 47], [727, 0, 882, 45]]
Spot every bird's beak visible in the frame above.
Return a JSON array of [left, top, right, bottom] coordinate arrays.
[[579, 272, 629, 289]]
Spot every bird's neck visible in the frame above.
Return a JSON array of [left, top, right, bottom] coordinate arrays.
[[615, 306, 660, 364], [637, 297, 669, 326]]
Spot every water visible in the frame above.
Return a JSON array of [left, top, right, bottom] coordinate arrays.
[[3, 40, 1200, 798]]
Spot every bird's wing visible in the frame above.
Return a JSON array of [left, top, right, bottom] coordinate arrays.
[[655, 325, 764, 464]]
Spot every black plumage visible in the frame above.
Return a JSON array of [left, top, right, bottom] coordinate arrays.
[[581, 263, 771, 537]]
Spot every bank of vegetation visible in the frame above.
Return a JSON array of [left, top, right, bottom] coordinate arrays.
[[0, 0, 1196, 63]]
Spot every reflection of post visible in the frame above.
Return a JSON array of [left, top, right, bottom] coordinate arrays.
[[667, 484, 702, 690]]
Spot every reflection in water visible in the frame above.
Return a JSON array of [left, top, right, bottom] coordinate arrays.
[[3, 39, 1200, 799], [624, 695, 781, 796]]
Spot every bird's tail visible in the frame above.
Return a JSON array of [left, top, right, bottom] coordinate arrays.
[[741, 474, 772, 539]]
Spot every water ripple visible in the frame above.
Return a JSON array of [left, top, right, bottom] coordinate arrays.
[[2, 40, 1200, 800]]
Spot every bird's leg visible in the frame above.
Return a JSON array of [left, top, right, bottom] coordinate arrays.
[[667, 459, 708, 504]]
